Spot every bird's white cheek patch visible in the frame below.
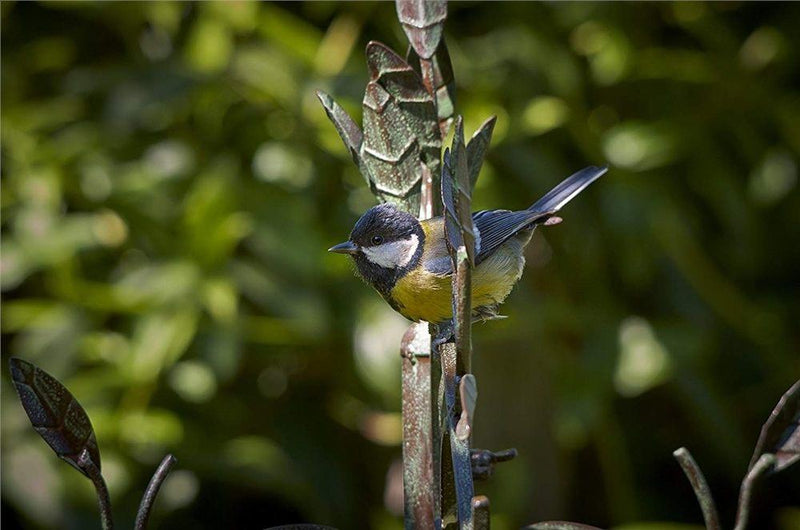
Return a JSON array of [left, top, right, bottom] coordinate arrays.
[[362, 234, 419, 269]]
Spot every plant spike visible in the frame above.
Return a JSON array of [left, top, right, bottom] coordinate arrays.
[[135, 454, 178, 530], [465, 116, 497, 192], [395, 0, 448, 60], [440, 116, 477, 529], [315, 90, 367, 184], [442, 117, 476, 268], [407, 38, 457, 137]]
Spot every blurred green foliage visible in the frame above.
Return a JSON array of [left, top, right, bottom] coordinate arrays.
[[2, 2, 800, 529]]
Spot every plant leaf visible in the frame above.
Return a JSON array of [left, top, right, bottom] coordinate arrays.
[[361, 41, 441, 214], [407, 38, 456, 136], [441, 116, 475, 267], [316, 90, 365, 176], [9, 357, 102, 477], [395, 0, 447, 60], [749, 379, 800, 473], [466, 116, 496, 191]]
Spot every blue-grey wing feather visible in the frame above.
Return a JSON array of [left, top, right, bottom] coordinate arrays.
[[427, 165, 607, 269], [473, 165, 607, 265]]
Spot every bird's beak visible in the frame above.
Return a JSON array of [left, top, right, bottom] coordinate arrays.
[[328, 241, 360, 255]]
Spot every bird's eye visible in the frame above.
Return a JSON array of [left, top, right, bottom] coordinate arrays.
[[371, 235, 383, 245]]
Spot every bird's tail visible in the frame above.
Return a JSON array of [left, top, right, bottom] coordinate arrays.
[[528, 165, 608, 215]]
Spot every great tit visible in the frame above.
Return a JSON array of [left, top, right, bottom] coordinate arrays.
[[329, 165, 607, 323]]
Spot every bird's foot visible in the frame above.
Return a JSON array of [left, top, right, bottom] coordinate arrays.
[[472, 304, 507, 323]]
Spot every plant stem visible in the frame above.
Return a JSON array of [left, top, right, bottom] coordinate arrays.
[[734, 453, 775, 530], [78, 449, 114, 530], [135, 454, 177, 530]]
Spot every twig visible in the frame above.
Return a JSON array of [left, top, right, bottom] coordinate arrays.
[[733, 453, 776, 530], [673, 447, 720, 530], [78, 449, 114, 530], [135, 454, 178, 530]]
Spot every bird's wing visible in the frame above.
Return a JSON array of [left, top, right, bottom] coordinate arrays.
[[472, 209, 541, 265], [425, 165, 608, 270], [472, 166, 608, 265], [422, 210, 541, 273], [528, 165, 607, 215]]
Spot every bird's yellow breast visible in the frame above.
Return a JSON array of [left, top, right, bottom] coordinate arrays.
[[388, 219, 529, 322]]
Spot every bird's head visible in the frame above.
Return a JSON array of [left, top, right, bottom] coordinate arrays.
[[329, 203, 424, 294]]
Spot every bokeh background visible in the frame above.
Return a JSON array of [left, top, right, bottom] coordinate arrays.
[[2, 2, 800, 529]]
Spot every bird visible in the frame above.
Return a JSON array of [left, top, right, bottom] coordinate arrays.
[[329, 165, 607, 323]]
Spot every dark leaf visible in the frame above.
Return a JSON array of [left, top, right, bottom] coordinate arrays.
[[316, 90, 366, 180], [9, 357, 101, 477], [466, 116, 496, 191], [407, 38, 456, 136], [749, 379, 800, 473], [441, 116, 475, 267], [361, 41, 441, 214], [395, 0, 447, 59]]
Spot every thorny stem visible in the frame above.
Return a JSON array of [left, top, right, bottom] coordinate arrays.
[[673, 447, 720, 530], [135, 454, 177, 530], [733, 453, 776, 530], [78, 449, 114, 530]]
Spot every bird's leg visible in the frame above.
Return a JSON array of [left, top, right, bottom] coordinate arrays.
[[471, 304, 507, 323]]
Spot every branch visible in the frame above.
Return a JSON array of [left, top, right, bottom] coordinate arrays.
[[673, 447, 721, 530]]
